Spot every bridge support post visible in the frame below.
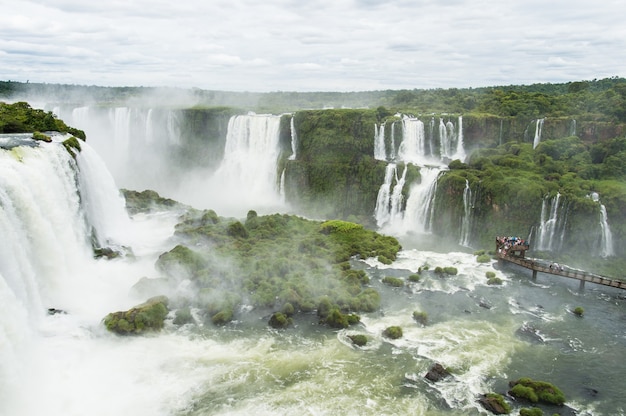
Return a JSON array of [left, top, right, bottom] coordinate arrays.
[[532, 270, 537, 281], [579, 280, 585, 291]]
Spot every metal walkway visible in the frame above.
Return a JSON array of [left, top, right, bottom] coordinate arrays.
[[497, 253, 626, 290]]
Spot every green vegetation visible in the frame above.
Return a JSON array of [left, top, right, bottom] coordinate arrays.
[[476, 254, 492, 263], [0, 101, 85, 138], [155, 211, 397, 327], [382, 326, 403, 339], [508, 377, 565, 406], [412, 310, 428, 326], [479, 393, 511, 414], [408, 273, 421, 282], [268, 312, 293, 329], [434, 266, 459, 275], [32, 131, 51, 142], [573, 306, 584, 316], [348, 334, 368, 347], [103, 296, 169, 335], [381, 276, 404, 287], [62, 136, 82, 157], [122, 189, 184, 215], [519, 408, 543, 416]]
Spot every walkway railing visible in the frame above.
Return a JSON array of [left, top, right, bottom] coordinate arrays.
[[497, 253, 626, 290]]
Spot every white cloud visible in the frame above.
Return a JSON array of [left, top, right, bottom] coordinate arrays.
[[1, 0, 625, 91]]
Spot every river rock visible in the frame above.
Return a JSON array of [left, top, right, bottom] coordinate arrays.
[[424, 363, 450, 382], [103, 295, 169, 335]]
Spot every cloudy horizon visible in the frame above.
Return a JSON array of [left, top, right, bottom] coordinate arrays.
[[2, 0, 625, 92]]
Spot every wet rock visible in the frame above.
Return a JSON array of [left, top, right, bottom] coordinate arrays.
[[478, 393, 510, 414], [424, 363, 450, 382]]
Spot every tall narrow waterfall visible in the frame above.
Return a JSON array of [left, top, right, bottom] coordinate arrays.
[[288, 116, 298, 160], [535, 193, 567, 252], [590, 193, 614, 257], [532, 118, 545, 149], [374, 164, 407, 227], [402, 167, 441, 234], [398, 116, 427, 164], [459, 179, 474, 247], [374, 123, 386, 161]]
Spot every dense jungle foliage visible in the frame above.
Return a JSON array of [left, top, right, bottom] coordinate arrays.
[[0, 101, 85, 138], [150, 207, 400, 327], [2, 77, 626, 118]]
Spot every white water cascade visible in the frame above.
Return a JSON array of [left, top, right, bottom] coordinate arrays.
[[374, 123, 386, 161], [535, 192, 567, 252], [199, 114, 284, 215], [376, 115, 461, 236], [374, 163, 407, 227], [459, 179, 475, 247], [532, 118, 545, 149], [288, 115, 298, 160], [590, 192, 614, 257]]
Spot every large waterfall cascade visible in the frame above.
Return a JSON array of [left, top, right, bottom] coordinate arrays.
[[375, 115, 466, 235]]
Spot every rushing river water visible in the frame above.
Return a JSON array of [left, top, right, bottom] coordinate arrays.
[[1, 132, 624, 416]]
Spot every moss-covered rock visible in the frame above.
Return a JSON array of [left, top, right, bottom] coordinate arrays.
[[382, 276, 404, 287], [412, 310, 428, 326], [478, 393, 511, 414], [382, 325, 403, 339], [269, 312, 293, 329], [121, 189, 184, 215], [103, 296, 169, 335], [508, 377, 565, 406], [348, 334, 368, 347], [62, 136, 82, 157]]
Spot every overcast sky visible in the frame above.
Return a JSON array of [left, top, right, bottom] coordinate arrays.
[[1, 0, 625, 92]]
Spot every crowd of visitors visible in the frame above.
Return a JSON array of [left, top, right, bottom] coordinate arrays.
[[496, 236, 529, 256]]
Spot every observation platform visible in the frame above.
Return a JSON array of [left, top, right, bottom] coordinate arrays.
[[496, 237, 626, 291]]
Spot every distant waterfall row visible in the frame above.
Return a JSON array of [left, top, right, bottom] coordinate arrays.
[[53, 105, 291, 216], [374, 115, 468, 240]]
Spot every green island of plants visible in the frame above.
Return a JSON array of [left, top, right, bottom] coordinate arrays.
[[508, 377, 565, 406], [382, 325, 403, 339], [153, 209, 399, 328], [103, 296, 169, 335]]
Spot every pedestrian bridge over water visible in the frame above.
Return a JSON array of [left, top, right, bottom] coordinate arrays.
[[497, 252, 626, 291]]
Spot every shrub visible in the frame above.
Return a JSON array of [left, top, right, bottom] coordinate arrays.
[[408, 273, 421, 282], [211, 307, 234, 326], [382, 276, 404, 287], [383, 326, 403, 339], [226, 221, 249, 238], [269, 312, 293, 329], [476, 254, 491, 263], [32, 131, 51, 142], [348, 334, 368, 347], [485, 271, 496, 279], [487, 276, 503, 285], [520, 408, 543, 416], [573, 306, 584, 316], [509, 378, 565, 406], [443, 266, 458, 275], [412, 311, 428, 325]]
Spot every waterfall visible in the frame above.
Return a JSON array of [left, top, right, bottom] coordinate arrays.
[[570, 119, 577, 137], [402, 167, 441, 234], [599, 204, 614, 257], [535, 192, 567, 252], [288, 116, 298, 160], [374, 123, 386, 161], [589, 193, 614, 257], [389, 122, 396, 160], [111, 107, 132, 153], [439, 118, 452, 159], [279, 168, 286, 203], [459, 179, 474, 247], [206, 114, 283, 214], [532, 118, 545, 149], [398, 116, 427, 164], [166, 110, 181, 145], [455, 116, 466, 162], [76, 141, 132, 248], [145, 108, 155, 144], [374, 164, 408, 227]]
